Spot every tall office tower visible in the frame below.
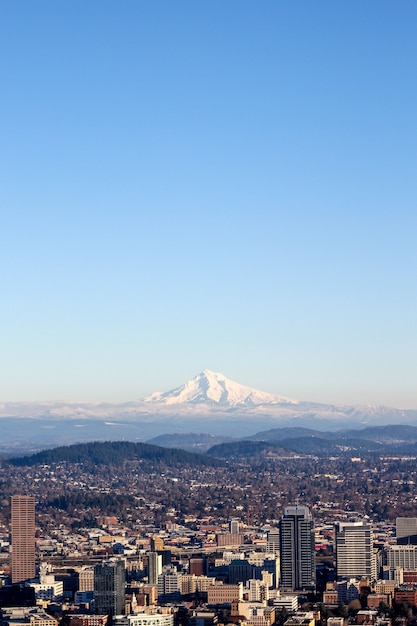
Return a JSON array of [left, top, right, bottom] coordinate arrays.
[[396, 518, 417, 545], [335, 521, 376, 580], [94, 560, 125, 617], [11, 495, 36, 583], [148, 552, 162, 585], [229, 519, 240, 534], [157, 565, 181, 602], [279, 504, 315, 591], [266, 529, 280, 556]]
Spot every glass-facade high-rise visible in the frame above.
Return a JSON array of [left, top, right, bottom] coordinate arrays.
[[94, 560, 125, 617], [279, 504, 315, 591]]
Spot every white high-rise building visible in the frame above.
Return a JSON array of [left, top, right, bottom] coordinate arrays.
[[28, 563, 64, 601], [386, 545, 417, 570], [157, 565, 181, 598], [335, 522, 376, 580]]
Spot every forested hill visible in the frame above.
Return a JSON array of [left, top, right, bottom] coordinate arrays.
[[8, 440, 222, 468]]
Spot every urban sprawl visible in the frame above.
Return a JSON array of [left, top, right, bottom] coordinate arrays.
[[1, 447, 417, 626]]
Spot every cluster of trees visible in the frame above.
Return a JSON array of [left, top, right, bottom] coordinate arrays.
[[8, 441, 222, 468]]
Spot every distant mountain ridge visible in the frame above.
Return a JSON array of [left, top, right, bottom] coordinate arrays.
[[7, 425, 417, 464], [145, 424, 417, 454], [1, 370, 417, 452]]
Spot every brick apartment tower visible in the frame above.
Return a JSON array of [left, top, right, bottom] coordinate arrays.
[[11, 495, 36, 583]]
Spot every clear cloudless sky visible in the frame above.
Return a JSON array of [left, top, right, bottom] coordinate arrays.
[[1, 0, 416, 407]]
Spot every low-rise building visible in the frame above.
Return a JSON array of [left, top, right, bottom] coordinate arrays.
[[394, 587, 417, 608], [284, 612, 315, 626], [0, 607, 58, 626], [207, 582, 243, 604], [68, 616, 108, 626], [272, 595, 298, 612], [188, 612, 218, 626], [113, 610, 174, 626]]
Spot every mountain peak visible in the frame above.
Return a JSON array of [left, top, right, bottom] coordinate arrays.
[[143, 370, 298, 407]]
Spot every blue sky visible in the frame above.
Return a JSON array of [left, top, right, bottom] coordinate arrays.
[[1, 1, 416, 407]]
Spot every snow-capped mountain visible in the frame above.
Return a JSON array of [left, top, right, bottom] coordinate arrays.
[[143, 369, 298, 407], [1, 370, 417, 451]]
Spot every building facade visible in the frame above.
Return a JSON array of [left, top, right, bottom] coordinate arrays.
[[207, 582, 243, 604], [148, 553, 162, 586], [396, 518, 417, 545], [279, 505, 315, 591], [11, 495, 36, 584], [94, 560, 126, 617], [114, 612, 173, 626], [335, 522, 376, 580], [386, 545, 417, 571], [266, 529, 279, 557]]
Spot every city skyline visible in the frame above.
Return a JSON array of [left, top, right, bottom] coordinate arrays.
[[2, 2, 417, 409]]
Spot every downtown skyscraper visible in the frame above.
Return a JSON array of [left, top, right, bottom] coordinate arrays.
[[335, 521, 376, 580], [11, 495, 36, 583], [279, 504, 315, 591], [94, 560, 126, 617]]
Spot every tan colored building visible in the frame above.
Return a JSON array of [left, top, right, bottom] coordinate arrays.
[[207, 582, 243, 604], [180, 575, 197, 595], [232, 602, 275, 626], [78, 567, 95, 592], [374, 581, 396, 597], [11, 495, 36, 584], [113, 611, 174, 626], [150, 537, 164, 551], [69, 617, 108, 626], [216, 533, 244, 547], [1, 608, 57, 626], [180, 573, 216, 594]]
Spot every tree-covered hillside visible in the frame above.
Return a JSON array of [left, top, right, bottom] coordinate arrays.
[[8, 440, 222, 468]]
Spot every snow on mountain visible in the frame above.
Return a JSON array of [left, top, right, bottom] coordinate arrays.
[[2, 371, 417, 453], [143, 369, 298, 407]]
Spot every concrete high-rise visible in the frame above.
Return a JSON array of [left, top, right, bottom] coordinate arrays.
[[266, 529, 280, 556], [94, 560, 125, 617], [386, 545, 417, 570], [148, 552, 162, 585], [11, 495, 36, 583], [396, 518, 417, 545], [279, 504, 315, 591], [335, 521, 376, 580], [229, 519, 240, 534]]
